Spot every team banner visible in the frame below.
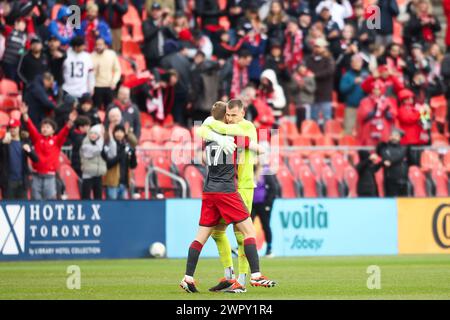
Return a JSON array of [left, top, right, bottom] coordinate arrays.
[[0, 201, 166, 260], [270, 199, 398, 256], [397, 198, 450, 254]]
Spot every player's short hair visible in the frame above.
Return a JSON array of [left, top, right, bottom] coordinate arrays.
[[227, 99, 244, 110], [211, 101, 227, 120]]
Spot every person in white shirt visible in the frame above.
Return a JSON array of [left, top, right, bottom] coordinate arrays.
[[315, 0, 353, 30], [62, 36, 95, 98]]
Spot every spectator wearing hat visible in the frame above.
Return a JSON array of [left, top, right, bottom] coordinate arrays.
[[17, 36, 49, 86], [62, 36, 96, 99], [80, 124, 107, 199], [0, 118, 38, 199], [305, 37, 335, 124], [78, 93, 102, 126], [20, 103, 77, 200], [45, 35, 67, 87], [142, 3, 175, 69], [98, 0, 129, 53], [23, 72, 57, 126], [357, 80, 397, 146], [355, 150, 382, 197], [317, 4, 341, 59], [375, 0, 400, 47], [102, 124, 137, 200], [70, 116, 92, 177], [397, 88, 430, 165], [298, 9, 313, 55], [48, 5, 77, 46], [377, 128, 409, 197], [339, 54, 370, 135], [1, 18, 27, 83], [91, 37, 121, 110], [105, 86, 141, 140], [76, 2, 112, 53]]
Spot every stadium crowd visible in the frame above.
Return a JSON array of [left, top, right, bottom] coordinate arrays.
[[0, 0, 450, 201]]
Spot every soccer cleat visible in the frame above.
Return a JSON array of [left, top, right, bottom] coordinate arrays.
[[180, 278, 199, 293], [250, 276, 277, 288], [209, 278, 236, 292], [224, 282, 247, 293]]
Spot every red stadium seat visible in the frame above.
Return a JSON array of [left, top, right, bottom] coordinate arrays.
[[431, 167, 448, 197], [184, 165, 204, 198], [152, 155, 176, 198], [286, 153, 304, 173], [58, 164, 80, 200], [338, 135, 358, 146], [118, 56, 134, 77], [0, 79, 19, 96], [344, 165, 358, 197], [122, 40, 142, 57], [301, 120, 323, 142], [420, 150, 443, 172], [134, 150, 150, 190], [51, 3, 62, 20], [276, 165, 298, 198], [330, 152, 348, 183], [0, 110, 10, 126], [308, 152, 326, 177], [408, 165, 428, 197], [334, 103, 345, 124], [122, 4, 142, 27], [431, 95, 447, 125], [443, 152, 450, 172], [324, 119, 343, 141], [140, 112, 154, 128], [278, 117, 299, 143], [321, 165, 340, 197], [58, 152, 71, 167], [169, 125, 192, 144], [291, 136, 312, 156], [298, 164, 319, 197], [314, 135, 335, 156], [432, 134, 448, 147]]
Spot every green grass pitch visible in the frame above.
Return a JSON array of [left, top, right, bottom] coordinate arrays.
[[1, 255, 450, 299]]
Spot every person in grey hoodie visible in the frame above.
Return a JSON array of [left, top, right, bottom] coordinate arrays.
[[258, 69, 287, 120], [80, 124, 107, 199]]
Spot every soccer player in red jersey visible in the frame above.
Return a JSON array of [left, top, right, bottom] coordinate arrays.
[[179, 102, 277, 293]]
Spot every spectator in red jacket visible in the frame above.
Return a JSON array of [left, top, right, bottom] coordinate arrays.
[[20, 103, 77, 200], [362, 65, 404, 97], [357, 80, 397, 146]]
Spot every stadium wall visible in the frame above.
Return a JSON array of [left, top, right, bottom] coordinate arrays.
[[1, 199, 449, 260]]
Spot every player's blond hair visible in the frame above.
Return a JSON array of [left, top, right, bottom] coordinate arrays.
[[211, 101, 227, 120]]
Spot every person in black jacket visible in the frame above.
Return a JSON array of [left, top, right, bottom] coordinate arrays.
[[69, 116, 91, 177], [23, 72, 57, 126], [17, 36, 49, 86], [141, 3, 176, 69], [0, 118, 38, 199], [251, 162, 280, 257], [77, 93, 101, 126], [356, 150, 382, 197], [1, 18, 27, 83], [377, 128, 409, 197], [375, 0, 400, 47]]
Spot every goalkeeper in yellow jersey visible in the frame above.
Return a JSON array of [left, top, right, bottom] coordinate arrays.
[[197, 99, 272, 293]]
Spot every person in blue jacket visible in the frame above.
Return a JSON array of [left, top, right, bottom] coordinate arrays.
[[48, 5, 77, 46], [339, 54, 370, 135]]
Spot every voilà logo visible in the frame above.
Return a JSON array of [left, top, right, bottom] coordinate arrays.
[[0, 205, 25, 255]]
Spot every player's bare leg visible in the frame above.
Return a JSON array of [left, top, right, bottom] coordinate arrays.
[[180, 226, 213, 293], [224, 218, 277, 293], [209, 223, 237, 292]]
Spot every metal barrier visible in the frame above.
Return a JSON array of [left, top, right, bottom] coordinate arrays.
[[144, 166, 188, 199]]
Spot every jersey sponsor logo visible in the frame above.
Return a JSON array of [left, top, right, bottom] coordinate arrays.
[[0, 205, 26, 255]]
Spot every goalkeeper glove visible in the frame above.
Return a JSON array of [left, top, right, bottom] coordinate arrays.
[[209, 132, 236, 155]]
